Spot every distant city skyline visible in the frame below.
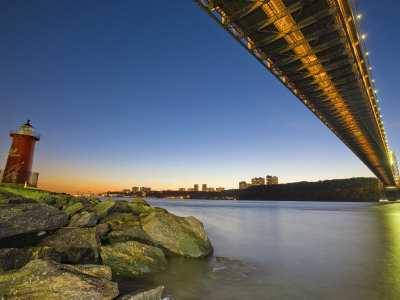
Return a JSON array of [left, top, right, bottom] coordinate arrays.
[[1, 1, 400, 193]]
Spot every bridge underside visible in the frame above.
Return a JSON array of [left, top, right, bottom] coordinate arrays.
[[195, 0, 396, 185]]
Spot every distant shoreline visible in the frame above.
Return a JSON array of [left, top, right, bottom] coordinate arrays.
[[103, 177, 384, 202]]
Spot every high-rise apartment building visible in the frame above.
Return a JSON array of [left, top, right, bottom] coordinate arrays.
[[239, 181, 249, 189], [194, 184, 199, 191], [202, 184, 207, 192], [140, 187, 151, 192], [132, 187, 139, 193], [251, 177, 265, 186], [266, 175, 278, 185]]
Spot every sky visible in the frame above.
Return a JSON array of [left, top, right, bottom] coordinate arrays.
[[1, 1, 400, 194]]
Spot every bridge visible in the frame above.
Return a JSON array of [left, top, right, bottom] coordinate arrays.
[[194, 0, 399, 187]]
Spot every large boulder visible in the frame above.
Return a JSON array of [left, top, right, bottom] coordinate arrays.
[[207, 257, 256, 281], [116, 285, 164, 300], [0, 247, 61, 272], [68, 211, 98, 227], [100, 241, 168, 277], [0, 203, 68, 247], [107, 226, 155, 245], [93, 198, 116, 218], [141, 212, 213, 258], [38, 227, 101, 263], [0, 259, 119, 299]]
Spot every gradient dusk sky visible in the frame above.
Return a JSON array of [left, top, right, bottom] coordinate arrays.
[[1, 1, 400, 193]]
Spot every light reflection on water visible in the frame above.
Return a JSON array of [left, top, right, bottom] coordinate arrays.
[[115, 199, 400, 299]]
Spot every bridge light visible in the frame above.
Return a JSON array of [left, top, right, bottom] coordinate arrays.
[[357, 14, 362, 19], [366, 52, 369, 56], [369, 67, 372, 70], [372, 79, 375, 82], [362, 34, 366, 39]]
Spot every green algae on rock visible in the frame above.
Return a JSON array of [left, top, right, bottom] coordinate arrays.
[[94, 198, 116, 218], [100, 241, 168, 277], [38, 227, 101, 263], [141, 212, 213, 258], [0, 259, 119, 300]]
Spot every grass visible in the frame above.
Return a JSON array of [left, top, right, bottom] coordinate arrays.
[[0, 183, 53, 199]]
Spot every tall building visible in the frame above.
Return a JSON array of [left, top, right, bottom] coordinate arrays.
[[202, 184, 207, 192], [251, 177, 265, 186], [2, 120, 40, 187], [140, 187, 151, 192], [266, 175, 279, 185], [207, 187, 215, 192], [239, 181, 249, 189], [194, 184, 199, 191], [179, 188, 186, 191], [132, 187, 139, 193]]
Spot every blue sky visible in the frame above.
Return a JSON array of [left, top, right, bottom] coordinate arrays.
[[0, 1, 399, 193]]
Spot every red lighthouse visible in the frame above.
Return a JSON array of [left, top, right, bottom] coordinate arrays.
[[1, 120, 40, 187]]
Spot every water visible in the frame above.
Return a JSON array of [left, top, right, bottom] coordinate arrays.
[[115, 199, 400, 299]]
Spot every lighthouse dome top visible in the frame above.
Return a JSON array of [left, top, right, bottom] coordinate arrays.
[[21, 119, 34, 129]]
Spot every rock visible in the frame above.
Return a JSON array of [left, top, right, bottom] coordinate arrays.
[[100, 241, 168, 277], [129, 202, 152, 216], [141, 212, 213, 258], [100, 212, 140, 229], [132, 198, 148, 205], [207, 257, 255, 281], [0, 247, 61, 272], [96, 223, 110, 240], [111, 200, 132, 213], [93, 198, 116, 219], [73, 264, 112, 280], [68, 211, 98, 227], [116, 285, 164, 300], [0, 189, 35, 204], [38, 227, 100, 263], [0, 259, 119, 299], [63, 201, 84, 216], [0, 203, 68, 247], [108, 226, 155, 245]]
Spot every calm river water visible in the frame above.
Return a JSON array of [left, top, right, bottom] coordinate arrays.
[[115, 199, 400, 299]]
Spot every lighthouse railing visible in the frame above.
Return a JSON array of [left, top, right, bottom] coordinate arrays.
[[9, 129, 41, 139]]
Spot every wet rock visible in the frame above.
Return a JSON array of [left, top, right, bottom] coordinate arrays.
[[0, 203, 68, 247], [100, 241, 168, 277], [68, 211, 98, 227], [108, 226, 155, 245], [142, 212, 213, 258], [116, 285, 165, 300], [111, 200, 132, 213], [207, 257, 255, 281], [38, 227, 100, 263], [0, 259, 119, 299], [93, 198, 116, 218], [0, 247, 61, 272]]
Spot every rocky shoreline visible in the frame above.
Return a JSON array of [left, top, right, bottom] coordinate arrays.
[[0, 185, 213, 299]]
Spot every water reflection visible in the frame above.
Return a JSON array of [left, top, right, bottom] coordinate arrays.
[[374, 203, 400, 299], [114, 199, 400, 299]]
